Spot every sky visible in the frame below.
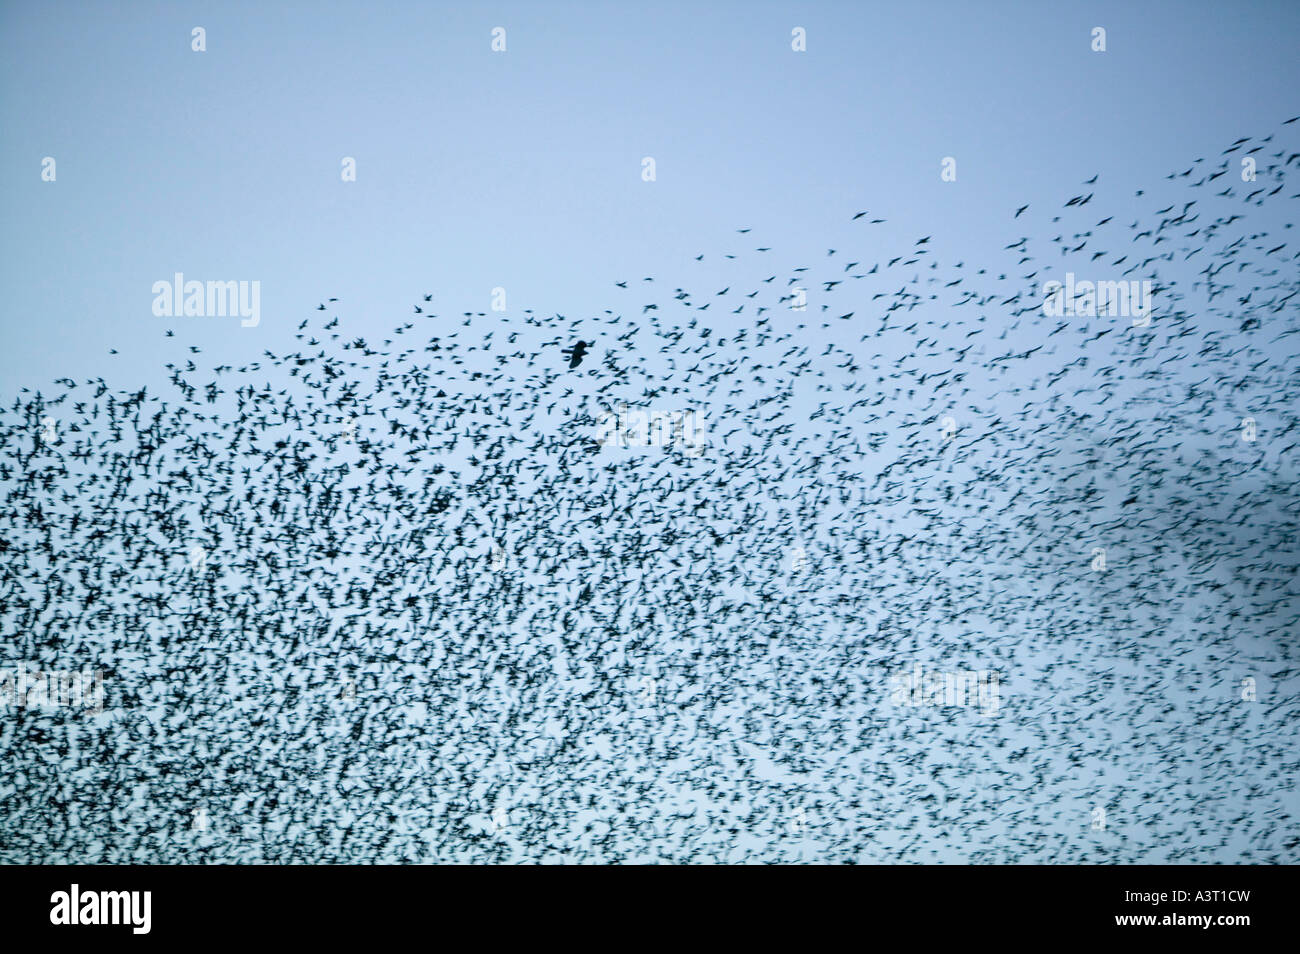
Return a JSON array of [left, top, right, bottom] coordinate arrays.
[[3, 0, 1299, 391], [1, 1, 1298, 865]]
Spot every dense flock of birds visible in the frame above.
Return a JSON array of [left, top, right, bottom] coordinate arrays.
[[1, 120, 1298, 864]]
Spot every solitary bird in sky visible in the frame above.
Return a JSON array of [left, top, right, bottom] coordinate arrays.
[[561, 340, 589, 368]]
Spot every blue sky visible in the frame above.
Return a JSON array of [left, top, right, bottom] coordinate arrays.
[[3, 0, 1299, 390], [2, 1, 1299, 864]]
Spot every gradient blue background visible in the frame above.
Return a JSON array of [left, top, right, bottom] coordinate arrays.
[[3, 0, 1298, 389], [2, 1, 1299, 864]]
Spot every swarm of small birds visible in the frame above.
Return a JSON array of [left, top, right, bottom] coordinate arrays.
[[1, 120, 1298, 863]]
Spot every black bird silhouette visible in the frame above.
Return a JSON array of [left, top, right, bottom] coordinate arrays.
[[561, 340, 589, 368]]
